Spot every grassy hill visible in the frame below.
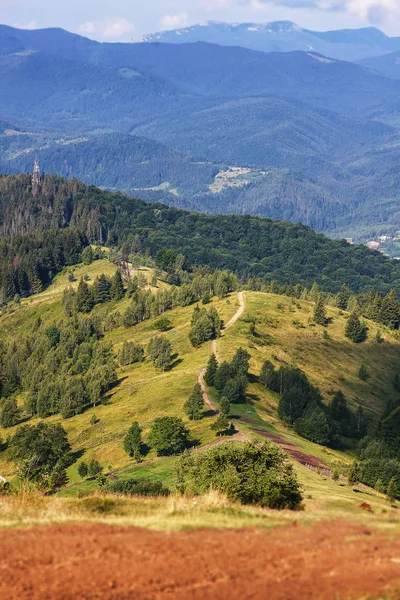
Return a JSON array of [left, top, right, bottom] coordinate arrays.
[[1, 255, 399, 527]]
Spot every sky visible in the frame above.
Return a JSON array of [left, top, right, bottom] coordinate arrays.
[[2, 0, 400, 41]]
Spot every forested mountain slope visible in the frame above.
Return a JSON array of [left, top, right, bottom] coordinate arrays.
[[1, 26, 400, 239], [1, 175, 400, 300]]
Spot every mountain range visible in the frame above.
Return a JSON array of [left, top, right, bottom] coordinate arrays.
[[1, 24, 400, 239], [133, 20, 400, 62]]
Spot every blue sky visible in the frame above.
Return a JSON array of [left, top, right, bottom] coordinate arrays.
[[1, 0, 400, 40]]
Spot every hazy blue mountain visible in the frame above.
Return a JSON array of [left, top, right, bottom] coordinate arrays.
[[359, 51, 400, 79], [0, 48, 199, 132], [133, 21, 400, 62], [0, 132, 218, 194]]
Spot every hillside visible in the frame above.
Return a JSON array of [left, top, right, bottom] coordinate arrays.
[[0, 254, 399, 513], [133, 21, 400, 62], [2, 175, 400, 296], [359, 50, 400, 79]]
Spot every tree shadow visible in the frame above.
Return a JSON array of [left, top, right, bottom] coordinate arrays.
[[187, 438, 201, 450], [169, 355, 183, 370], [203, 409, 218, 418]]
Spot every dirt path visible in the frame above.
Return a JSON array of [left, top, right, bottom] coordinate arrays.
[[198, 291, 249, 441], [1, 521, 400, 599]]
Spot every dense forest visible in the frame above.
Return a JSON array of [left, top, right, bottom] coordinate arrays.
[[1, 174, 400, 304]]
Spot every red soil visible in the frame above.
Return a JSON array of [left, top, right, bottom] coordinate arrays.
[[1, 521, 400, 599]]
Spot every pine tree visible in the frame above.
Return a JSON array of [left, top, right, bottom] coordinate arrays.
[[210, 414, 230, 435], [110, 270, 124, 301], [379, 290, 400, 329], [313, 295, 327, 326], [76, 279, 94, 313], [345, 313, 367, 343], [184, 384, 204, 421], [204, 354, 218, 386], [93, 274, 111, 304], [309, 282, 319, 302], [386, 477, 399, 503], [220, 396, 231, 416], [0, 398, 20, 428], [336, 284, 351, 310], [358, 364, 369, 381], [78, 462, 89, 479], [123, 422, 143, 461]]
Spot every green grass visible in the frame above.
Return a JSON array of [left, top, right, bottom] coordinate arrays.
[[1, 276, 400, 531]]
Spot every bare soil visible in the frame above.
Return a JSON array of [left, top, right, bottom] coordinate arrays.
[[1, 521, 400, 599], [251, 429, 331, 472]]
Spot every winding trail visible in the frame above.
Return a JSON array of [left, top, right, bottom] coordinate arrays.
[[198, 291, 250, 441]]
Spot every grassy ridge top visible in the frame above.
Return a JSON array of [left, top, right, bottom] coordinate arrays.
[[1, 258, 399, 507]]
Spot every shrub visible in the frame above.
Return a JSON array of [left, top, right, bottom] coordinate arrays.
[[176, 441, 302, 509], [107, 478, 170, 497], [153, 317, 172, 332]]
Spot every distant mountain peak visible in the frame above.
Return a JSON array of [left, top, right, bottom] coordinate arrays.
[[131, 20, 400, 62]]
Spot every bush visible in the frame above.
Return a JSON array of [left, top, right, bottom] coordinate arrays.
[[176, 441, 302, 509], [88, 457, 103, 477], [148, 417, 190, 456], [153, 317, 172, 332], [107, 478, 170, 497], [78, 462, 89, 479]]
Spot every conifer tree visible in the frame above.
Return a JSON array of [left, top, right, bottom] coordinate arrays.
[[387, 477, 399, 503], [204, 354, 218, 386], [123, 422, 143, 461], [309, 282, 319, 302], [0, 398, 20, 428], [184, 383, 204, 421], [110, 270, 124, 301], [220, 396, 231, 416], [313, 295, 327, 326], [336, 284, 351, 310], [379, 290, 400, 329], [76, 279, 94, 313], [345, 313, 367, 343]]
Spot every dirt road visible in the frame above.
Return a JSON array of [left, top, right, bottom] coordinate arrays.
[[1, 521, 400, 599]]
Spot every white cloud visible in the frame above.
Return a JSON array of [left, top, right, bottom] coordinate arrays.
[[13, 20, 39, 30], [102, 17, 135, 39], [79, 22, 96, 35], [160, 13, 189, 30], [242, 0, 400, 22], [78, 18, 135, 40]]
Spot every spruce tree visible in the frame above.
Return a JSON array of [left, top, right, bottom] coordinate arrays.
[[387, 477, 399, 503], [345, 313, 367, 343], [220, 396, 231, 416], [76, 279, 94, 313], [204, 354, 218, 386], [184, 384, 204, 421], [313, 295, 327, 326], [78, 462, 89, 479], [123, 422, 143, 460], [110, 270, 125, 301], [336, 284, 351, 310], [0, 398, 20, 428], [379, 290, 400, 329], [358, 364, 369, 381]]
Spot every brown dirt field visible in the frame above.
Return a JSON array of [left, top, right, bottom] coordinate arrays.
[[1, 521, 400, 599], [251, 428, 331, 472]]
